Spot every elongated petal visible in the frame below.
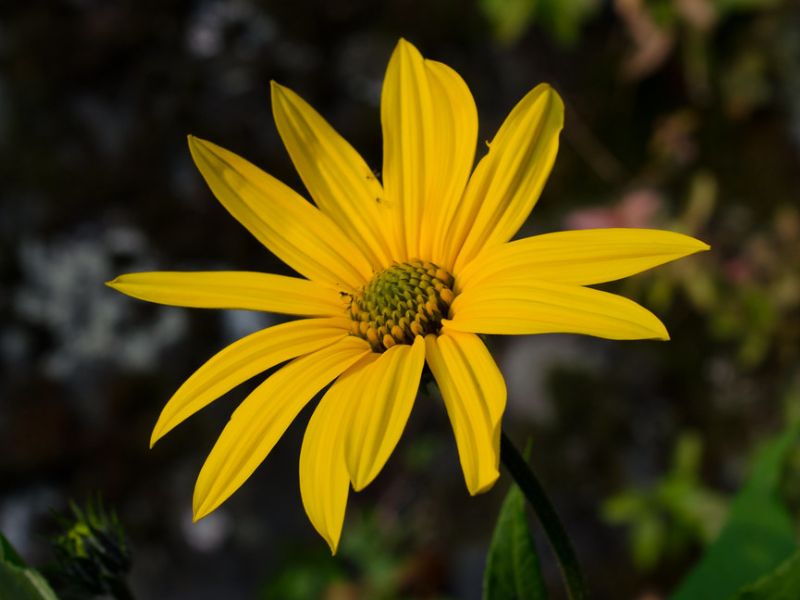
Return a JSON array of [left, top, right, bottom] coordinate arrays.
[[107, 271, 346, 316], [271, 82, 395, 268], [457, 228, 710, 291], [381, 39, 477, 260], [381, 39, 430, 259], [452, 85, 564, 271], [188, 136, 372, 289], [151, 317, 351, 447], [193, 336, 371, 520], [420, 60, 478, 264], [345, 336, 425, 490], [425, 332, 506, 495], [300, 354, 378, 553], [446, 281, 669, 340]]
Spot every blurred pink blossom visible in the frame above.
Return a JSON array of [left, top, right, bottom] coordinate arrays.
[[564, 188, 664, 230]]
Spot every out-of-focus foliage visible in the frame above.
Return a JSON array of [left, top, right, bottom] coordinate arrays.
[[778, 433, 800, 535], [732, 550, 800, 600], [625, 180, 800, 369], [603, 433, 727, 570], [0, 533, 58, 600], [671, 422, 798, 599], [261, 511, 445, 600], [48, 498, 132, 600], [479, 0, 599, 45]]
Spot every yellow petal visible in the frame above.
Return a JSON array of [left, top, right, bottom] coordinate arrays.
[[446, 280, 669, 340], [270, 82, 396, 268], [420, 60, 478, 265], [345, 336, 425, 491], [188, 136, 372, 289], [425, 332, 506, 495], [300, 354, 378, 554], [381, 39, 477, 260], [452, 84, 564, 272], [107, 271, 346, 317], [457, 228, 710, 291], [193, 336, 371, 520], [151, 317, 351, 447]]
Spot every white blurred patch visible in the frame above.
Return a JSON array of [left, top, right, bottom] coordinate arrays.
[[219, 310, 275, 345], [185, 0, 276, 59], [13, 225, 187, 380], [181, 506, 231, 552], [499, 335, 601, 424], [0, 486, 60, 558]]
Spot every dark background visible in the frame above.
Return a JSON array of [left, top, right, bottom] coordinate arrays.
[[2, 0, 799, 598]]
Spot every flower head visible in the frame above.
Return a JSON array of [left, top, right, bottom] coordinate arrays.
[[108, 39, 708, 553]]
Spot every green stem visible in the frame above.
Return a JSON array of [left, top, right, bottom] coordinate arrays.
[[500, 431, 588, 600]]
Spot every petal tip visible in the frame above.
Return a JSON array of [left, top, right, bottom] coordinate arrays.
[[269, 79, 286, 99], [677, 233, 711, 254], [350, 478, 369, 493], [532, 83, 565, 126], [192, 497, 212, 523], [325, 535, 340, 555], [394, 37, 421, 59], [192, 480, 215, 522], [187, 135, 211, 153], [467, 470, 500, 496], [149, 425, 164, 449], [191, 505, 204, 523], [652, 321, 670, 341]]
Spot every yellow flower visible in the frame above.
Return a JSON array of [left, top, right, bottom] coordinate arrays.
[[108, 39, 708, 553]]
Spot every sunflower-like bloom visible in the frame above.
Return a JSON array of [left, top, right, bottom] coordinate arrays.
[[108, 39, 707, 552]]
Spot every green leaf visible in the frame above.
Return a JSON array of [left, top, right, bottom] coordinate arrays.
[[0, 563, 59, 600], [731, 550, 800, 600], [671, 426, 799, 600], [478, 0, 537, 44], [478, 0, 599, 46], [0, 532, 60, 600], [0, 533, 27, 568], [484, 484, 548, 600]]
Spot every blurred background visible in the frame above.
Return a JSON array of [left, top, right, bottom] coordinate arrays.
[[1, 0, 799, 598]]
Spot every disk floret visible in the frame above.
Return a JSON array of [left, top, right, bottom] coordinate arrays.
[[349, 259, 456, 351]]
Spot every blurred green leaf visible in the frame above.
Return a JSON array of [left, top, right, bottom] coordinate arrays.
[[671, 426, 799, 599], [1, 532, 27, 568], [479, 0, 598, 46], [537, 0, 598, 45], [631, 514, 665, 569], [261, 558, 343, 600], [0, 533, 59, 600], [731, 550, 800, 599], [479, 0, 537, 44], [603, 433, 727, 571], [484, 484, 548, 600]]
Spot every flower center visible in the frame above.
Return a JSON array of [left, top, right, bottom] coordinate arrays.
[[348, 260, 456, 352]]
